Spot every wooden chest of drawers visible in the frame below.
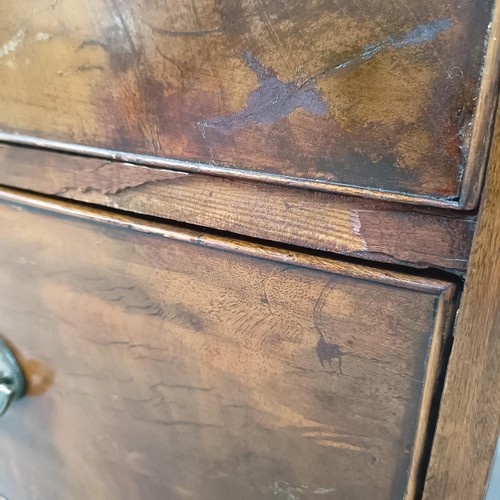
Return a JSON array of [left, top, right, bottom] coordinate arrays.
[[0, 191, 454, 499], [0, 1, 499, 499]]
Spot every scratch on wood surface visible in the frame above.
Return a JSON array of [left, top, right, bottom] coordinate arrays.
[[316, 18, 453, 80], [271, 480, 337, 498], [351, 210, 368, 251], [315, 440, 368, 452], [151, 26, 225, 36]]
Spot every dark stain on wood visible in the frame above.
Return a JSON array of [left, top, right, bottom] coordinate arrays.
[[316, 337, 344, 374], [199, 51, 328, 132], [316, 152, 422, 192]]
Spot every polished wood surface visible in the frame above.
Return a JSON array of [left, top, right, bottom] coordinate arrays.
[[0, 188, 455, 500], [0, 143, 475, 273], [0, 0, 497, 206], [423, 107, 500, 499]]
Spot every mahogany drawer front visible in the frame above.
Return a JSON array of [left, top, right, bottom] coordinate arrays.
[[0, 190, 454, 500], [0, 0, 498, 207]]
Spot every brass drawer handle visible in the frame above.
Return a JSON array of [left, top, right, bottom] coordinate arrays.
[[0, 339, 26, 416]]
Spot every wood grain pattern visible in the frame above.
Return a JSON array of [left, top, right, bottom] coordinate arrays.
[[0, 0, 497, 207], [0, 188, 455, 500], [0, 143, 475, 273], [423, 105, 500, 498]]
